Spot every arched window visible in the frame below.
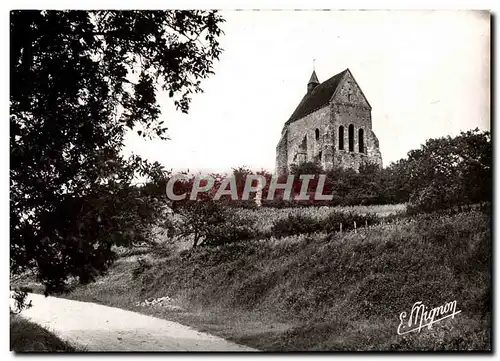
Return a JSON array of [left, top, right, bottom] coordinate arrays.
[[315, 128, 320, 141], [338, 126, 344, 150], [319, 151, 322, 161], [348, 124, 354, 152], [358, 129, 364, 153]]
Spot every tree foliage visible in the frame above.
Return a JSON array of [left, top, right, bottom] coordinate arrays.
[[404, 128, 491, 212], [287, 129, 491, 210], [174, 201, 256, 248], [10, 10, 224, 293]]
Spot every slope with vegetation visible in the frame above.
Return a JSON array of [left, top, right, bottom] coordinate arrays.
[[62, 207, 490, 351], [10, 315, 79, 352]]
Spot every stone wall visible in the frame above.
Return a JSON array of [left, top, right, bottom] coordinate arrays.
[[334, 70, 371, 112], [275, 130, 288, 176], [329, 70, 382, 171], [332, 130, 382, 171], [285, 105, 330, 170]]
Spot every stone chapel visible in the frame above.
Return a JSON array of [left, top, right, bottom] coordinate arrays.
[[276, 68, 383, 175]]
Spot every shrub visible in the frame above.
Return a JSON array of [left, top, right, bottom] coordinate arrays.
[[175, 200, 258, 248], [202, 212, 258, 247], [407, 184, 450, 214], [222, 199, 259, 210], [269, 211, 381, 238], [271, 213, 323, 238]]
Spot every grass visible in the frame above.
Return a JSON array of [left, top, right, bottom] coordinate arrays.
[[59, 208, 490, 351], [110, 204, 407, 252], [10, 314, 79, 352], [232, 203, 406, 234]]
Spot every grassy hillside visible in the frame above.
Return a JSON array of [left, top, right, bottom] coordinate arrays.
[[10, 315, 78, 352], [63, 209, 490, 351]]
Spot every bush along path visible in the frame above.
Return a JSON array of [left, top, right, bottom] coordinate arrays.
[[16, 293, 256, 352]]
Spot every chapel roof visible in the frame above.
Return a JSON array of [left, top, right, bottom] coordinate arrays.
[[287, 69, 348, 123]]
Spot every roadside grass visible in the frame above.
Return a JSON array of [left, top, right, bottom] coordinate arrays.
[[62, 208, 491, 351], [10, 314, 79, 352]]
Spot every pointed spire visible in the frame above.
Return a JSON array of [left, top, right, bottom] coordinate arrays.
[[308, 70, 319, 85], [307, 70, 319, 93]]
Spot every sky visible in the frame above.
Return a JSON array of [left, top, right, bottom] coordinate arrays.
[[123, 10, 490, 174]]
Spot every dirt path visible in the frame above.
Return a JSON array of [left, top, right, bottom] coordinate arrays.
[[15, 293, 257, 352]]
